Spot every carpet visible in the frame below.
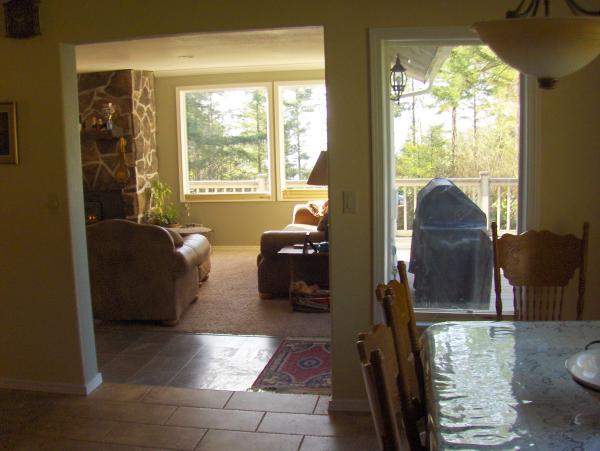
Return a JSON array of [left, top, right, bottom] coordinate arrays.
[[251, 338, 331, 394], [96, 248, 331, 338]]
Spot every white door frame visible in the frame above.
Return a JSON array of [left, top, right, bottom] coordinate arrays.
[[369, 27, 540, 315]]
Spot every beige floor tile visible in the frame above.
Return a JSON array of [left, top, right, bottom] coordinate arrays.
[[90, 383, 152, 402], [258, 412, 375, 437], [195, 429, 302, 451], [0, 389, 64, 423], [47, 398, 176, 424], [167, 406, 263, 432], [0, 433, 151, 450], [313, 396, 331, 415], [300, 435, 379, 451], [0, 408, 45, 434], [103, 422, 206, 450], [225, 391, 318, 414], [26, 416, 118, 441], [143, 386, 232, 409]]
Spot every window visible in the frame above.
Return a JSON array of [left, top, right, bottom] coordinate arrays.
[[177, 81, 327, 201], [178, 85, 272, 200], [276, 82, 328, 200]]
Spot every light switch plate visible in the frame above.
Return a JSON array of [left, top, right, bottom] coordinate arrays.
[[343, 191, 356, 213]]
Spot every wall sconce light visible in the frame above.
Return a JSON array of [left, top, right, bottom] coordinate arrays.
[[3, 0, 41, 39], [474, 0, 600, 89], [390, 54, 407, 103]]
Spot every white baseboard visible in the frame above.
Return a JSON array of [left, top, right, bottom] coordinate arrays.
[[0, 372, 103, 396], [212, 245, 260, 251], [328, 398, 371, 413], [85, 372, 103, 394]]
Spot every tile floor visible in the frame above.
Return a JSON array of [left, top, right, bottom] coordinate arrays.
[[1, 329, 376, 449], [95, 328, 282, 391], [0, 384, 376, 450]]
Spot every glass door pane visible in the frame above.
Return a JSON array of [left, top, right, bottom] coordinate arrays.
[[388, 43, 520, 313]]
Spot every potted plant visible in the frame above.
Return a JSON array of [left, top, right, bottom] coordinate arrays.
[[146, 179, 179, 227]]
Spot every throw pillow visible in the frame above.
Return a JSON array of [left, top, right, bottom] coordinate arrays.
[[317, 200, 329, 231], [164, 228, 184, 246]]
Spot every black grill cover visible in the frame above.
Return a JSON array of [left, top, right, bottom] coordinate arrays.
[[409, 178, 492, 310]]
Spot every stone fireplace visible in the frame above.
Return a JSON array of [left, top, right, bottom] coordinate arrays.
[[78, 70, 158, 222]]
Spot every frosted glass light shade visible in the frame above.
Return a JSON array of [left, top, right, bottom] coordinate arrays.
[[474, 17, 600, 86]]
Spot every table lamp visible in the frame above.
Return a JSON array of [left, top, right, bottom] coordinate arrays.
[[307, 150, 328, 186], [307, 151, 329, 245]]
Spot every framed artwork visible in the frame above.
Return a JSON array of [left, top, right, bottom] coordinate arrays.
[[0, 102, 18, 164]]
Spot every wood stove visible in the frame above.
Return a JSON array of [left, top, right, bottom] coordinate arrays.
[[84, 190, 126, 224]]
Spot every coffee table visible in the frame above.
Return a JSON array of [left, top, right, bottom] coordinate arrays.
[[168, 225, 212, 238], [278, 246, 329, 311]]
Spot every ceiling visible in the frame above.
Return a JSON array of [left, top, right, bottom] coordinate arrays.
[[76, 27, 325, 77], [386, 45, 452, 85]]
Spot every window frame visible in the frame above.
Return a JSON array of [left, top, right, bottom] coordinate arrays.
[[176, 82, 276, 202], [176, 80, 327, 203], [274, 80, 328, 201]]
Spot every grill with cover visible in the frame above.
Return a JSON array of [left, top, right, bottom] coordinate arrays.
[[408, 178, 492, 310]]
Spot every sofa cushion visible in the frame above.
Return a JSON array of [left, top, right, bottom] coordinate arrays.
[[164, 227, 184, 246], [283, 223, 318, 232]]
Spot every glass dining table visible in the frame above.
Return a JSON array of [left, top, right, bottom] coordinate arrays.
[[421, 321, 600, 450]]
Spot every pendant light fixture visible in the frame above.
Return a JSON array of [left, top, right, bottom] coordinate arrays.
[[390, 54, 407, 103], [474, 0, 600, 89]]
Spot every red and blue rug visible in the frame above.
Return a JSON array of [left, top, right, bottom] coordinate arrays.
[[251, 338, 331, 394]]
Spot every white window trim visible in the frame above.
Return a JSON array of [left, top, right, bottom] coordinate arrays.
[[176, 80, 327, 203], [368, 27, 539, 323]]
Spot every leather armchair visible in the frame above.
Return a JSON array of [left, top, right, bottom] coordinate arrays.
[[257, 203, 328, 298], [87, 219, 211, 324]]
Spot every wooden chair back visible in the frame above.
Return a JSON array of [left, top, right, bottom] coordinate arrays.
[[393, 261, 420, 363], [375, 263, 426, 432], [357, 324, 417, 450], [492, 222, 589, 320]]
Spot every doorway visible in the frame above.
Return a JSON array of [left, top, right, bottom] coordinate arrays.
[[369, 27, 539, 320], [77, 27, 331, 392]]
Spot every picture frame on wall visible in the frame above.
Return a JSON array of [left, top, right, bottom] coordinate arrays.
[[0, 102, 18, 164]]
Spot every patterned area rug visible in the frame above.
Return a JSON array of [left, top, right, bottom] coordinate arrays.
[[251, 338, 331, 394]]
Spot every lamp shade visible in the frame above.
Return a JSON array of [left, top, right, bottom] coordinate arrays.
[[307, 150, 328, 186], [474, 17, 600, 87]]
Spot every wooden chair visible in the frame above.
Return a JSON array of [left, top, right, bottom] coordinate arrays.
[[357, 324, 424, 451], [491, 222, 589, 320], [375, 261, 426, 420]]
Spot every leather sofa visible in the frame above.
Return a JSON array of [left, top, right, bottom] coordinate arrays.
[[257, 203, 328, 298], [87, 219, 211, 325]]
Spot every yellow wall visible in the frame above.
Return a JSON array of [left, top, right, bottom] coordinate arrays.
[[154, 70, 325, 246], [0, 1, 598, 401], [537, 61, 600, 320]]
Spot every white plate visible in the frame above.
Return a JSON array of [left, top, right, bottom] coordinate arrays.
[[565, 348, 600, 391]]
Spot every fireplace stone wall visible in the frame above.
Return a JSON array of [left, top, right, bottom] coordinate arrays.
[[78, 70, 158, 222]]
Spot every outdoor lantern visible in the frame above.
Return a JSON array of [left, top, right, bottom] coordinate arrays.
[[474, 0, 600, 89], [390, 54, 407, 103]]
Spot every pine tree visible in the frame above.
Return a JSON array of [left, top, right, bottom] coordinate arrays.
[[283, 88, 315, 180]]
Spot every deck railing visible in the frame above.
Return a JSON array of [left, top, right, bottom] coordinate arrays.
[[188, 172, 518, 234], [396, 172, 518, 235], [187, 177, 320, 194]]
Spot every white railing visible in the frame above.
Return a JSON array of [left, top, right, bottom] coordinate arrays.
[[396, 172, 518, 236], [188, 172, 517, 234], [188, 177, 321, 194]]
